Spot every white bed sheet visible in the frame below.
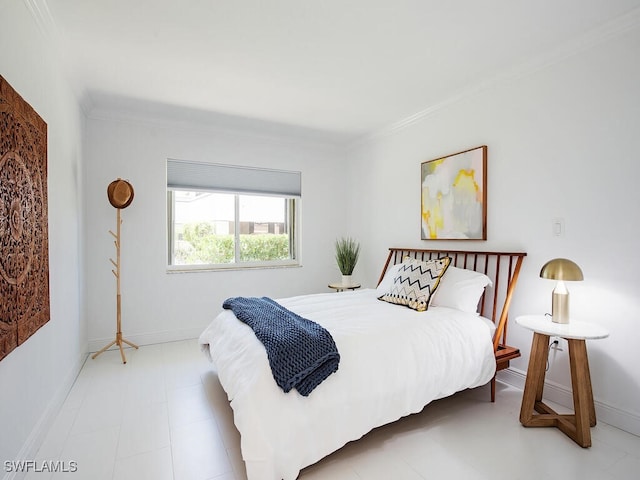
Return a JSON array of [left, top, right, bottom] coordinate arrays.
[[199, 289, 496, 480]]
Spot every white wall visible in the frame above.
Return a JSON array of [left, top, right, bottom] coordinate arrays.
[[347, 25, 640, 434], [84, 114, 349, 350], [0, 0, 85, 470]]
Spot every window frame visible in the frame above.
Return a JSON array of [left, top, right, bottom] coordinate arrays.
[[166, 188, 300, 272]]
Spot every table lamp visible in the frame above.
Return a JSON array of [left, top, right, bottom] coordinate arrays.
[[540, 258, 583, 324]]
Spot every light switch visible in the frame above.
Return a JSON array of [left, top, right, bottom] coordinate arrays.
[[552, 218, 564, 236]]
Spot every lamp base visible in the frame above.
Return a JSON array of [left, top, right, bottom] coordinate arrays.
[[552, 290, 570, 324]]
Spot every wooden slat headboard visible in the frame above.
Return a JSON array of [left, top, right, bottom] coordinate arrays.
[[378, 248, 527, 352]]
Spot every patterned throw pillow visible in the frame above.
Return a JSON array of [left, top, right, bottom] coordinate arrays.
[[379, 257, 451, 312]]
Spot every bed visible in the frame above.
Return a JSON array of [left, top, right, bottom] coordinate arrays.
[[199, 248, 526, 480]]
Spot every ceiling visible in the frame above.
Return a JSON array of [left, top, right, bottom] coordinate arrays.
[[41, 0, 640, 143]]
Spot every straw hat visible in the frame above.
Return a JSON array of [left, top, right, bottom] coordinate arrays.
[[107, 178, 134, 209]]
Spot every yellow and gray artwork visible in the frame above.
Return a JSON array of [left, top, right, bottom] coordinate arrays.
[[421, 145, 486, 240]]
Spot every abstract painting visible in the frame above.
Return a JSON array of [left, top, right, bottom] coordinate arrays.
[[0, 75, 49, 361], [421, 145, 487, 240]]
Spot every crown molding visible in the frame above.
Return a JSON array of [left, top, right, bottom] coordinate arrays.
[[22, 0, 56, 39], [354, 6, 640, 147], [24, 1, 640, 151], [23, 0, 91, 115], [87, 98, 350, 151]]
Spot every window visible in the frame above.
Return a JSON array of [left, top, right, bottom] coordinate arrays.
[[167, 160, 300, 270]]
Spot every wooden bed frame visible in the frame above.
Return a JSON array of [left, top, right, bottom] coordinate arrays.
[[377, 248, 527, 402]]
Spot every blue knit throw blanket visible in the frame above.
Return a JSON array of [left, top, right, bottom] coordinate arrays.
[[222, 297, 340, 396]]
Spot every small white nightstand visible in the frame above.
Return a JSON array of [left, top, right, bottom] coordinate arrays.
[[328, 282, 361, 292], [516, 314, 609, 447]]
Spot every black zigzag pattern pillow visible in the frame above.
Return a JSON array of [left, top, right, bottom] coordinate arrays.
[[379, 257, 451, 312]]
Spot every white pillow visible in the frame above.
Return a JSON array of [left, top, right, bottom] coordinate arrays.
[[375, 263, 402, 296], [430, 266, 492, 314]]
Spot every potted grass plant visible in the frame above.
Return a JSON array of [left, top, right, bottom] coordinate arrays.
[[335, 237, 360, 286]]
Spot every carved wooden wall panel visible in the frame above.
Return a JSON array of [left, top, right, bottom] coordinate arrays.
[[0, 75, 49, 361]]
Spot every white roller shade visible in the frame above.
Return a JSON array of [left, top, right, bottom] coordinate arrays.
[[167, 159, 301, 197]]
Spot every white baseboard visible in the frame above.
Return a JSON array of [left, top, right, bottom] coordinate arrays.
[[2, 351, 87, 480], [87, 327, 202, 353], [498, 368, 640, 437]]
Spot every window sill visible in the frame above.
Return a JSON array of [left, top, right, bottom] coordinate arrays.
[[166, 261, 301, 273]]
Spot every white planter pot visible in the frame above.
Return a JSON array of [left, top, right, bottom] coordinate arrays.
[[341, 274, 353, 286]]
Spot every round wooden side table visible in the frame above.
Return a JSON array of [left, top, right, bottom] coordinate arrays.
[[516, 314, 609, 447]]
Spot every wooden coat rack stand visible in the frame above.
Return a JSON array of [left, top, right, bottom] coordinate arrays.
[[92, 187, 139, 364]]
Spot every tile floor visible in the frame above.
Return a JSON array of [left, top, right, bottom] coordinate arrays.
[[28, 339, 639, 480]]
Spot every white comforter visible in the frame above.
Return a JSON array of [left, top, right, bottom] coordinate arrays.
[[199, 289, 496, 480]]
